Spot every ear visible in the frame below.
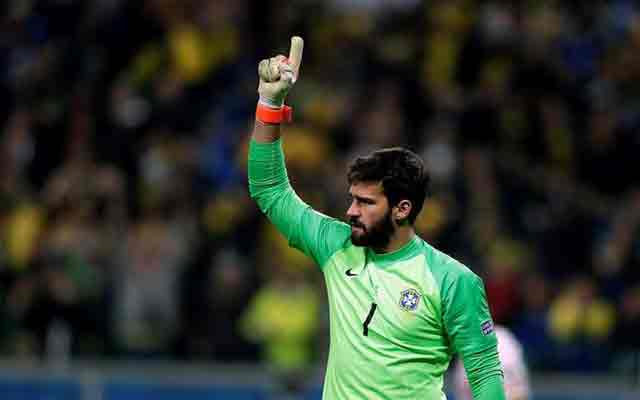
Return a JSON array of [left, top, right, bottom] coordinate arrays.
[[393, 200, 412, 223]]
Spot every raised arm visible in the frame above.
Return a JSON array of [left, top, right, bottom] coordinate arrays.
[[248, 37, 350, 269]]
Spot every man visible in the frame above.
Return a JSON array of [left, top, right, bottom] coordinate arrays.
[[452, 325, 530, 400], [248, 37, 505, 400]]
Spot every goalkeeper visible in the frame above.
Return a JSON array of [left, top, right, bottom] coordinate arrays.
[[248, 36, 505, 400]]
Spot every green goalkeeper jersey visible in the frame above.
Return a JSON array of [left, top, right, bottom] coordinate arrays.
[[248, 139, 505, 400]]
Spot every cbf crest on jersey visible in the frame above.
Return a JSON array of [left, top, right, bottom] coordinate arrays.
[[399, 288, 421, 311]]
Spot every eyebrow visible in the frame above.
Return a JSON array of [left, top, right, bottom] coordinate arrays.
[[349, 194, 376, 203]]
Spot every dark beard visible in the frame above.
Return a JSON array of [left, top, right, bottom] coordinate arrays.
[[350, 209, 395, 250]]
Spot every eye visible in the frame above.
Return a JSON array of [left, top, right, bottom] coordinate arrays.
[[358, 197, 375, 205]]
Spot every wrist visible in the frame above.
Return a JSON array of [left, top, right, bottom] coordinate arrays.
[[258, 95, 285, 108], [255, 101, 293, 124]]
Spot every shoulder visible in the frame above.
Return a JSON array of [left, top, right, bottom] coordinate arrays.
[[323, 232, 366, 266], [323, 217, 353, 251], [418, 239, 480, 289], [332, 218, 352, 238], [310, 208, 351, 237], [304, 207, 351, 242]]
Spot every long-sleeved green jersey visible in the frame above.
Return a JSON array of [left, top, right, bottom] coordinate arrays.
[[248, 138, 505, 400]]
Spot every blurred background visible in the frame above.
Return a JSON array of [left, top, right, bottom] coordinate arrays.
[[0, 0, 639, 399]]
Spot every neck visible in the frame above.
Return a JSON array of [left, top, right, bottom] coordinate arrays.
[[373, 225, 415, 254]]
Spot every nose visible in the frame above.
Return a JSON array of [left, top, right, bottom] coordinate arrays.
[[346, 200, 360, 219]]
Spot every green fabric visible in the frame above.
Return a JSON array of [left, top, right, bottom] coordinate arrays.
[[248, 138, 350, 268], [248, 138, 505, 399]]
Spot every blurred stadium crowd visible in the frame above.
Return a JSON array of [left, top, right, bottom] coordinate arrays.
[[0, 0, 639, 378]]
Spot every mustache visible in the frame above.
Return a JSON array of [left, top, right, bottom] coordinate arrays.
[[349, 218, 365, 229]]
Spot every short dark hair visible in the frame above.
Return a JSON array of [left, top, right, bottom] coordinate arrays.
[[347, 147, 430, 224]]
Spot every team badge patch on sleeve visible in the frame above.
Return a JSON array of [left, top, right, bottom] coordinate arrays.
[[481, 319, 494, 336], [399, 288, 421, 311]]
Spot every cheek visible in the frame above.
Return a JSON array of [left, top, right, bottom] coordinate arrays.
[[362, 207, 386, 226]]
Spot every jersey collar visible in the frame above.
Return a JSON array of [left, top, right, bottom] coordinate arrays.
[[367, 235, 421, 267]]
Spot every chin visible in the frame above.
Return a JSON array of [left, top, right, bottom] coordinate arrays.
[[351, 234, 368, 247]]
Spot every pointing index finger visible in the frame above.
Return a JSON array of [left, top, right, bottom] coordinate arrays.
[[288, 36, 304, 82]]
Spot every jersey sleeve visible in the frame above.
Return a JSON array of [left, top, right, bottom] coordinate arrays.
[[248, 138, 350, 269], [452, 326, 529, 400], [442, 267, 506, 400]]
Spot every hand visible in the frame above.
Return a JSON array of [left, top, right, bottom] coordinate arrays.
[[258, 36, 304, 108]]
